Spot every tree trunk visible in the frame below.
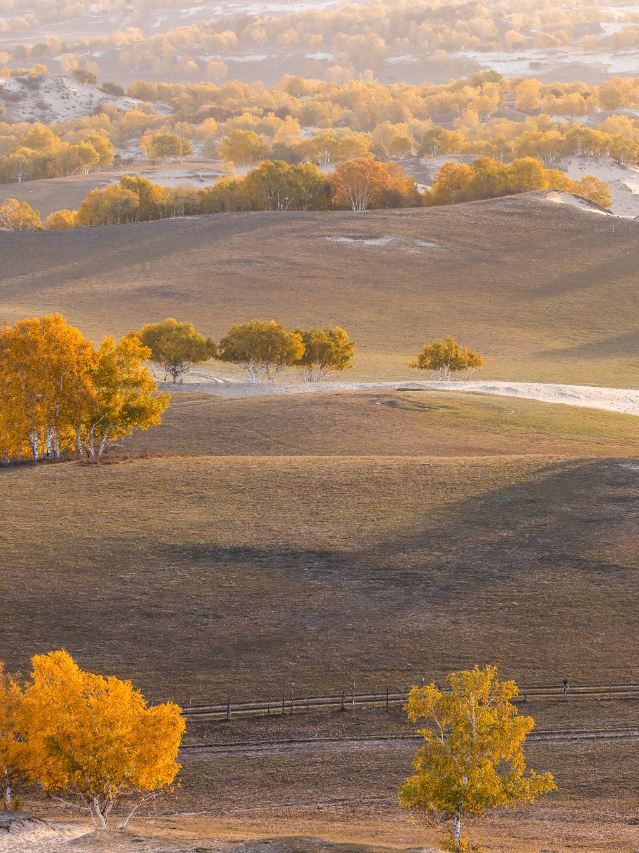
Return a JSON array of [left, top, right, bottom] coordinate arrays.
[[92, 796, 107, 829], [3, 768, 11, 809], [29, 431, 40, 461], [97, 428, 110, 458], [453, 803, 463, 852]]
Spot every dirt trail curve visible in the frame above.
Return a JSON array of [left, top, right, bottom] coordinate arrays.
[[165, 376, 639, 417]]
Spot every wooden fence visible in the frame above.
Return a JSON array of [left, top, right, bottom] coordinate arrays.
[[182, 682, 639, 722]]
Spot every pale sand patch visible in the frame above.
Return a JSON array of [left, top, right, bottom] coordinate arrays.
[[162, 376, 639, 417]]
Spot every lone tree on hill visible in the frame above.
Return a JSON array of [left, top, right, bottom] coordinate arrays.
[[217, 320, 304, 382], [410, 335, 485, 380], [14, 650, 185, 829], [132, 318, 216, 383], [295, 326, 355, 381], [399, 665, 556, 852]]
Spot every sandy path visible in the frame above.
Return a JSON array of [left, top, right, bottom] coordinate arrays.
[[165, 376, 639, 417]]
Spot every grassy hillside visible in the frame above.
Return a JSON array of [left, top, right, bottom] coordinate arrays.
[[2, 195, 639, 384], [2, 391, 637, 705]]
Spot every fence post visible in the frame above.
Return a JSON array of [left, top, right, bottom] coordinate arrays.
[[290, 690, 294, 716], [340, 689, 346, 712], [281, 694, 285, 716], [267, 697, 271, 717], [609, 684, 612, 701], [226, 696, 231, 721], [352, 682, 356, 713], [386, 687, 389, 709]]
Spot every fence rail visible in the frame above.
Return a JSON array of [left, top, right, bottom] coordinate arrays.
[[182, 682, 639, 722]]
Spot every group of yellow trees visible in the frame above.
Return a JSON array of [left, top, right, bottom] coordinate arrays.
[[0, 656, 553, 851], [0, 123, 113, 183], [0, 315, 168, 463], [136, 318, 356, 384], [0, 315, 359, 463], [425, 155, 612, 208], [0, 153, 611, 232], [0, 650, 184, 828], [0, 0, 616, 82]]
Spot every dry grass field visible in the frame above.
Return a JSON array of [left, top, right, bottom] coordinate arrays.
[[2, 195, 639, 384], [1, 389, 638, 850], [2, 390, 638, 704], [3, 196, 639, 850]]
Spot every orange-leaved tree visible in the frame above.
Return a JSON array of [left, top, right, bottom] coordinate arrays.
[[0, 663, 23, 810], [78, 335, 170, 458], [18, 650, 185, 829], [399, 665, 556, 852], [0, 315, 169, 462], [0, 198, 42, 231], [330, 155, 421, 211]]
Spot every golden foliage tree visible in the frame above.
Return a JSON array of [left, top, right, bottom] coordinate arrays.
[[294, 326, 355, 381], [218, 129, 268, 166], [0, 663, 23, 809], [0, 198, 42, 231], [132, 317, 216, 383], [217, 319, 304, 382], [16, 650, 185, 828], [0, 315, 168, 462], [410, 335, 485, 381], [76, 184, 140, 226], [140, 131, 193, 161], [45, 208, 78, 230], [78, 335, 169, 458], [0, 314, 95, 460], [330, 155, 420, 211], [399, 666, 556, 852]]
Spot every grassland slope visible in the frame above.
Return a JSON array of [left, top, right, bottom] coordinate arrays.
[[1, 195, 639, 384], [1, 392, 637, 704]]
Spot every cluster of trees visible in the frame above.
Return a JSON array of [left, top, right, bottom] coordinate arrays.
[[425, 155, 612, 208], [0, 650, 184, 828], [0, 157, 422, 229], [0, 315, 169, 463], [133, 318, 355, 384], [0, 0, 620, 84], [400, 665, 555, 852], [0, 122, 113, 183], [5, 73, 639, 192], [1, 151, 609, 232]]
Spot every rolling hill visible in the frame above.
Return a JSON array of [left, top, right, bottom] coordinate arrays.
[[1, 194, 638, 385], [2, 389, 638, 705]]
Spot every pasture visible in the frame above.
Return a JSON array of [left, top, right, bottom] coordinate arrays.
[[2, 196, 639, 384]]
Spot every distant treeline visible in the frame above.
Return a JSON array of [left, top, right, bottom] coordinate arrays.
[[0, 155, 611, 232]]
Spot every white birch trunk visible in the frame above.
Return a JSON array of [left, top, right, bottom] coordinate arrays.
[[453, 803, 462, 852]]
